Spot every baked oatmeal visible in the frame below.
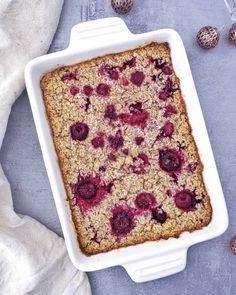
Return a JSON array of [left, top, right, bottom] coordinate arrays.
[[40, 43, 212, 255]]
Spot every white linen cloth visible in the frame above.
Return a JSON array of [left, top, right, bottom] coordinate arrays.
[[0, 1, 91, 294]]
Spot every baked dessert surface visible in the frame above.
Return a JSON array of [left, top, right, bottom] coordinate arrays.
[[41, 42, 212, 255]]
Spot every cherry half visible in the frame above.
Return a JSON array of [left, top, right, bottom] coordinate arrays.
[[111, 210, 133, 235], [159, 149, 182, 172], [174, 190, 197, 211], [70, 122, 89, 141]]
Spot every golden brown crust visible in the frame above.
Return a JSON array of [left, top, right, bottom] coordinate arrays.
[[40, 42, 212, 256]]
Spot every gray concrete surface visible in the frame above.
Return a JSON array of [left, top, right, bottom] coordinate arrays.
[[0, 0, 236, 294]]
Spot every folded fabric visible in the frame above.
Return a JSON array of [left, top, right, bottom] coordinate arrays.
[[0, 1, 91, 294]]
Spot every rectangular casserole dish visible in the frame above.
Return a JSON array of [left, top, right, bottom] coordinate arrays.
[[25, 17, 228, 282]]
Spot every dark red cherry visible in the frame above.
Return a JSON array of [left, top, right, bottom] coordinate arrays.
[[162, 66, 173, 75], [122, 148, 129, 155], [104, 104, 118, 121], [108, 69, 119, 80], [91, 136, 104, 149], [130, 71, 145, 87], [70, 122, 89, 141], [135, 193, 156, 210], [96, 83, 111, 97], [108, 153, 117, 161], [135, 136, 144, 145], [72, 175, 110, 213], [159, 91, 170, 101], [70, 86, 79, 95], [83, 85, 93, 96], [121, 77, 129, 86], [99, 166, 106, 172], [129, 102, 143, 114], [61, 71, 78, 81], [150, 57, 166, 69], [119, 111, 149, 129], [108, 130, 124, 150], [187, 163, 198, 173], [77, 181, 97, 199], [164, 105, 178, 118], [174, 190, 196, 210], [161, 122, 174, 137], [152, 207, 167, 224], [159, 149, 182, 172], [119, 57, 136, 71], [164, 78, 176, 94], [111, 211, 133, 234]]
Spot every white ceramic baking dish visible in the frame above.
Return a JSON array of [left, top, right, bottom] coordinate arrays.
[[25, 17, 228, 283]]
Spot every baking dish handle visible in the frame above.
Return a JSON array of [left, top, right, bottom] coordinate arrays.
[[68, 17, 133, 51], [123, 248, 187, 283]]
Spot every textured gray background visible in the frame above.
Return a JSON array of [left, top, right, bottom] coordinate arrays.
[[0, 0, 236, 294]]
